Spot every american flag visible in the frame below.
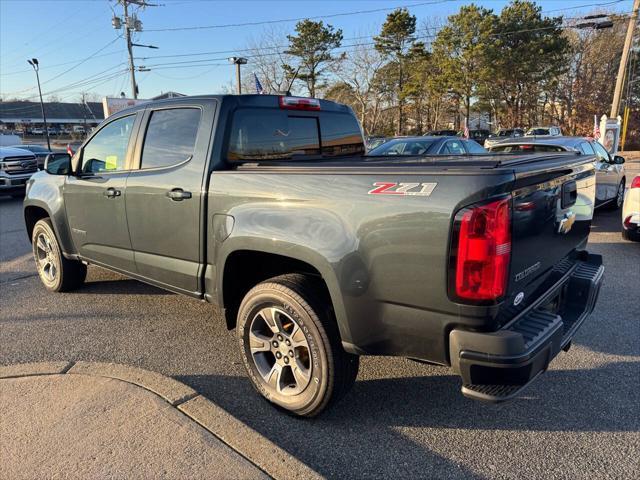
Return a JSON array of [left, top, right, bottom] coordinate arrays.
[[463, 117, 469, 139], [593, 115, 600, 140], [254, 73, 264, 95]]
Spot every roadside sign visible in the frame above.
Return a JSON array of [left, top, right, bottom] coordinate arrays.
[[102, 97, 148, 118]]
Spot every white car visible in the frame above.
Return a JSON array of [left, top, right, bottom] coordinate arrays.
[[622, 175, 640, 242]]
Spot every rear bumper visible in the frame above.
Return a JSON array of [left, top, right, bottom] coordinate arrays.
[[449, 252, 604, 402]]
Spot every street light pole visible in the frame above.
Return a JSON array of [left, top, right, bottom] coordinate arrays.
[[228, 57, 248, 94], [27, 58, 51, 151], [610, 0, 639, 118]]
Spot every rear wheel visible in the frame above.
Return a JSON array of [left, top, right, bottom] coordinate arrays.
[[32, 218, 87, 292], [236, 274, 359, 417]]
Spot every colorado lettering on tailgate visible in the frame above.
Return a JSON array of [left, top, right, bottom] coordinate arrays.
[[368, 182, 437, 196]]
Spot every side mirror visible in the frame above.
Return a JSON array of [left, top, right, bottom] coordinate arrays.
[[44, 153, 71, 175], [613, 155, 625, 165]]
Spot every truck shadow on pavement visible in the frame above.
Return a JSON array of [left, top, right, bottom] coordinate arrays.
[[75, 278, 172, 296], [177, 360, 638, 478]]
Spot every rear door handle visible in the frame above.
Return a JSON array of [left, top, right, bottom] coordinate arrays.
[[167, 188, 192, 201], [103, 187, 121, 198]]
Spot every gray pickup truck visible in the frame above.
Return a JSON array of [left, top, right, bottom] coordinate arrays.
[[24, 95, 604, 416]]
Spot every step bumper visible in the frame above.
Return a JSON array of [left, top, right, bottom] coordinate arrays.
[[449, 253, 604, 403]]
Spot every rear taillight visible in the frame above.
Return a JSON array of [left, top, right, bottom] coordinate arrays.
[[631, 176, 640, 189], [451, 197, 511, 302], [279, 96, 321, 111]]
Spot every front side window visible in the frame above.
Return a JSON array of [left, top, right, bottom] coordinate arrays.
[[81, 115, 135, 173], [592, 142, 610, 162], [579, 142, 595, 155], [141, 108, 201, 169]]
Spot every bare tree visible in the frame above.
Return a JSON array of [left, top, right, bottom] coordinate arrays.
[[330, 42, 386, 134], [244, 26, 299, 94]]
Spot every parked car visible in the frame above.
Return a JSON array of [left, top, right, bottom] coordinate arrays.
[[622, 175, 640, 242], [487, 136, 626, 209], [0, 146, 38, 197], [9, 144, 53, 169], [469, 129, 491, 146], [367, 136, 488, 156], [525, 126, 562, 136], [24, 94, 603, 416], [31, 127, 45, 135], [425, 129, 458, 136], [484, 128, 525, 149]]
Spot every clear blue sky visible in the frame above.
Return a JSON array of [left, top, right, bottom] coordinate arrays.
[[0, 0, 632, 102]]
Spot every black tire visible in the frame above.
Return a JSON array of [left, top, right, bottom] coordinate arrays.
[[236, 274, 359, 417], [32, 218, 87, 292], [622, 228, 640, 242], [607, 180, 625, 210]]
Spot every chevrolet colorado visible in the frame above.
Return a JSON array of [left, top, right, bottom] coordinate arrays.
[[24, 95, 604, 416]]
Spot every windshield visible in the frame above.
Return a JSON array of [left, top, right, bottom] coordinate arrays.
[[367, 139, 435, 156]]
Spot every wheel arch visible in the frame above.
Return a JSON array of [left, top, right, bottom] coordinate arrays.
[[218, 246, 353, 348]]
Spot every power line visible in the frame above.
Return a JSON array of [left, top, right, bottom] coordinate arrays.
[[144, 0, 458, 32], [0, 51, 122, 77], [143, 0, 626, 33], [138, 13, 631, 72]]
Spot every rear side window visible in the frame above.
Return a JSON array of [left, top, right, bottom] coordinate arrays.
[[141, 108, 201, 169], [227, 109, 363, 161], [491, 144, 565, 153], [463, 140, 487, 154]]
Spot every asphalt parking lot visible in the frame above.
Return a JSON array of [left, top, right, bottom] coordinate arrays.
[[1, 179, 638, 479]]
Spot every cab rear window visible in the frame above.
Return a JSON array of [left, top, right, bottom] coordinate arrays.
[[227, 109, 364, 161]]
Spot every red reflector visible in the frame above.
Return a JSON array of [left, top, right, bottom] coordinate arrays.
[[519, 145, 534, 150], [631, 176, 640, 189], [455, 197, 511, 301], [279, 96, 321, 111]]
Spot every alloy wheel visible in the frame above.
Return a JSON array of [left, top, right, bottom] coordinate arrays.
[[35, 232, 57, 282], [248, 306, 312, 396]]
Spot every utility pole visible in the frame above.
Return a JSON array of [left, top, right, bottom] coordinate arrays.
[[610, 0, 639, 118], [123, 0, 137, 99], [27, 58, 51, 151], [228, 57, 248, 94], [82, 93, 87, 134], [113, 1, 158, 99]]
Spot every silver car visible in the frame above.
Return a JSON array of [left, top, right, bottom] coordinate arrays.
[[488, 136, 626, 209], [0, 147, 38, 197]]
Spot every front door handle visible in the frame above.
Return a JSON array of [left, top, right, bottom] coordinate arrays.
[[103, 187, 121, 198], [167, 188, 192, 201]]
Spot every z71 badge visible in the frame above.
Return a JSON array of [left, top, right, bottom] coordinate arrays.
[[368, 182, 437, 196]]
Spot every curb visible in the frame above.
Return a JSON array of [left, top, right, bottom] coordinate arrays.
[[0, 361, 321, 480]]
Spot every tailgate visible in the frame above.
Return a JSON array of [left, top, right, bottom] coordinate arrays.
[[504, 155, 596, 310]]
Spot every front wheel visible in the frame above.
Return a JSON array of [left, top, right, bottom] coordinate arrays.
[[236, 274, 359, 417], [32, 218, 87, 292], [607, 180, 625, 210]]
